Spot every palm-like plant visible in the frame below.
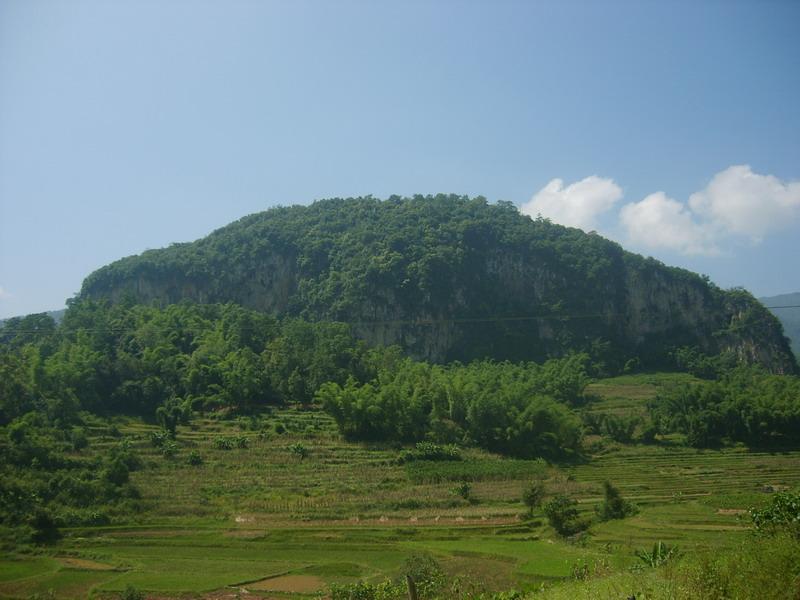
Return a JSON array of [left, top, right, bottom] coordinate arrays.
[[635, 541, 679, 567]]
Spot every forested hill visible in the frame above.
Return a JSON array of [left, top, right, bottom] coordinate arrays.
[[80, 195, 796, 372]]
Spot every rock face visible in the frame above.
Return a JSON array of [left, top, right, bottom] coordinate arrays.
[[79, 195, 797, 373]]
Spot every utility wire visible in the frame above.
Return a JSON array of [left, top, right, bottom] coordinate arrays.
[[1, 305, 798, 335]]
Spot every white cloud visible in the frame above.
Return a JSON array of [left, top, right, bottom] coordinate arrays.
[[620, 166, 800, 255], [521, 175, 622, 231], [688, 165, 800, 241], [526, 166, 800, 257], [620, 192, 719, 256], [0, 286, 10, 300]]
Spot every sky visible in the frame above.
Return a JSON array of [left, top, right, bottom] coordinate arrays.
[[1, 0, 799, 318]]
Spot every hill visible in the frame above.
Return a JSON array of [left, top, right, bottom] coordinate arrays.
[[760, 292, 800, 357], [0, 308, 64, 327], [79, 195, 796, 372]]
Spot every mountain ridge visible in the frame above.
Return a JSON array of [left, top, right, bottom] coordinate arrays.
[[78, 195, 797, 373]]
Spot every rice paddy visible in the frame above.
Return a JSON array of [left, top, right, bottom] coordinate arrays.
[[2, 373, 798, 598]]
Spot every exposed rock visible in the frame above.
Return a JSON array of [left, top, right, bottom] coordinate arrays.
[[79, 195, 797, 373]]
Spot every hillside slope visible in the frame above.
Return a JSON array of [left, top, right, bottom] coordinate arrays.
[[79, 195, 796, 372], [760, 292, 800, 357]]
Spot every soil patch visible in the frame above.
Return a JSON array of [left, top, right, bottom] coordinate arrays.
[[57, 557, 116, 571], [223, 529, 265, 538], [248, 574, 325, 593]]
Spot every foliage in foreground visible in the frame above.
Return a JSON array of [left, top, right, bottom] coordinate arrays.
[[749, 489, 800, 539], [0, 412, 141, 547]]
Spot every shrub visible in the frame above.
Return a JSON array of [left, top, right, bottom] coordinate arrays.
[[543, 495, 589, 536], [451, 480, 472, 501], [27, 508, 61, 545], [70, 427, 89, 451], [150, 430, 170, 448], [749, 490, 800, 538], [159, 439, 178, 458], [405, 553, 445, 597], [329, 580, 403, 600], [398, 442, 461, 463], [213, 435, 249, 450], [186, 450, 203, 466], [522, 480, 546, 515], [596, 481, 637, 521], [601, 414, 639, 444], [213, 437, 234, 450], [120, 585, 145, 600], [101, 457, 130, 486], [287, 442, 309, 460], [635, 541, 679, 568], [638, 419, 659, 444]]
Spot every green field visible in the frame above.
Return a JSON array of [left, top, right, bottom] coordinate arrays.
[[2, 373, 799, 599]]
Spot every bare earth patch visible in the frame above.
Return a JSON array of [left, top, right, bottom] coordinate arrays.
[[223, 529, 265, 538], [247, 574, 325, 593], [57, 557, 117, 570], [109, 529, 187, 537], [717, 508, 748, 515]]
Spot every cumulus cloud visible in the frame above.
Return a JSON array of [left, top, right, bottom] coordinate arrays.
[[615, 165, 800, 256], [688, 165, 800, 241], [620, 192, 719, 256], [525, 166, 799, 256], [521, 175, 622, 231]]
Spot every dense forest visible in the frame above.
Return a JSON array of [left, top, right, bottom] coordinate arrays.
[[79, 195, 797, 372], [3, 299, 800, 547], [0, 302, 589, 454]]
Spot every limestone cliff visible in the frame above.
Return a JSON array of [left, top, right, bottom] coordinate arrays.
[[79, 195, 797, 373]]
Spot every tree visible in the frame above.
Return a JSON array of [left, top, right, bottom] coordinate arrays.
[[543, 495, 588, 536], [595, 480, 637, 521], [522, 480, 546, 515]]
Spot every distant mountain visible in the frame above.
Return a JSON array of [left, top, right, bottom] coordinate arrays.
[[78, 195, 797, 373], [760, 292, 800, 357], [0, 308, 65, 327]]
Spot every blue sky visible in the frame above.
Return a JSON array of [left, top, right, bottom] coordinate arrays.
[[1, 0, 799, 317]]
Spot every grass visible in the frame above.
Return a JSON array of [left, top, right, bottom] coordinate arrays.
[[2, 371, 799, 598]]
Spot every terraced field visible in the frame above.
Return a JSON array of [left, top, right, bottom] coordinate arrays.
[[2, 373, 799, 598]]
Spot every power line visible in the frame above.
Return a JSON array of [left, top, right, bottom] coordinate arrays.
[[1, 305, 798, 336]]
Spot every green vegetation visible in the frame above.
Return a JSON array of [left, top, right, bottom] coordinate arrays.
[[521, 480, 545, 515], [0, 397, 798, 597], [650, 366, 800, 447], [749, 490, 800, 538], [634, 540, 679, 568], [543, 495, 590, 537], [318, 355, 587, 457], [399, 442, 462, 463], [78, 195, 796, 372], [1, 228, 799, 599], [595, 481, 637, 521]]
